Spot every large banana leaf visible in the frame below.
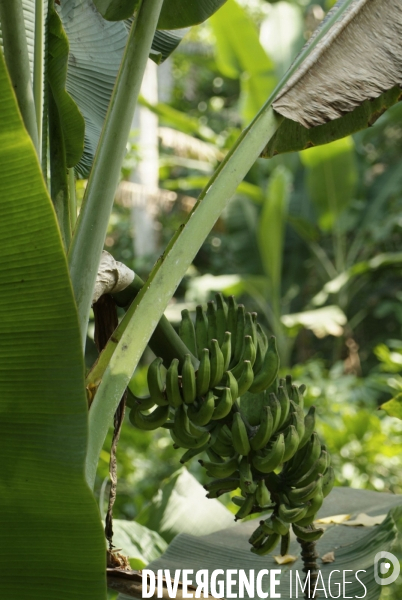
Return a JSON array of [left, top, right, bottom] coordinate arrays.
[[146, 487, 402, 600], [0, 48, 106, 598], [0, 1, 189, 177], [263, 0, 402, 156]]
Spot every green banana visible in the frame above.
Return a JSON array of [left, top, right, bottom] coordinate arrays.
[[232, 412, 251, 456], [299, 384, 307, 395], [195, 305, 209, 358], [278, 503, 309, 523], [231, 335, 256, 378], [211, 436, 235, 457], [210, 339, 224, 387], [251, 533, 280, 556], [257, 323, 268, 354], [289, 400, 305, 441], [256, 479, 271, 507], [179, 309, 197, 358], [224, 370, 239, 402], [290, 384, 304, 408], [196, 348, 211, 397], [215, 293, 228, 345], [287, 476, 323, 504], [200, 454, 239, 478], [292, 524, 324, 542], [220, 331, 232, 371], [298, 405, 316, 449], [282, 425, 300, 462], [129, 404, 170, 431], [296, 491, 324, 526], [280, 532, 290, 556], [172, 405, 210, 449], [166, 358, 183, 408], [204, 477, 240, 498], [237, 360, 255, 396], [268, 393, 282, 434], [270, 514, 290, 536], [147, 357, 168, 406], [285, 431, 321, 479], [252, 433, 285, 474], [244, 311, 257, 348], [249, 336, 280, 394], [249, 523, 267, 547], [180, 438, 210, 464], [218, 424, 233, 445], [239, 456, 257, 495], [212, 386, 233, 420], [322, 466, 335, 498], [250, 406, 274, 451], [292, 450, 329, 487], [226, 296, 238, 351], [235, 492, 255, 520], [187, 390, 215, 426], [126, 388, 155, 411], [182, 354, 196, 404], [253, 336, 265, 374], [233, 305, 246, 363], [277, 385, 291, 429], [207, 301, 218, 346], [232, 495, 245, 507]]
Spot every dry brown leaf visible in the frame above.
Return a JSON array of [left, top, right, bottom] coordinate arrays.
[[321, 551, 335, 564], [274, 554, 298, 565], [341, 513, 386, 527], [316, 514, 351, 525]]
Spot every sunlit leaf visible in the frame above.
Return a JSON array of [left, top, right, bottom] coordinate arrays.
[[380, 394, 402, 421]]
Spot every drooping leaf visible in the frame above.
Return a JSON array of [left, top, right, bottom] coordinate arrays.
[[209, 0, 276, 123], [380, 394, 402, 421], [146, 487, 402, 600], [48, 3, 85, 167], [300, 136, 357, 230], [158, 0, 227, 30], [272, 0, 402, 128], [113, 520, 168, 569], [136, 468, 234, 543], [264, 87, 402, 157], [262, 0, 402, 156], [0, 48, 106, 598]]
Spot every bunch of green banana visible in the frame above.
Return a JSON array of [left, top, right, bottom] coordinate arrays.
[[126, 293, 334, 558]]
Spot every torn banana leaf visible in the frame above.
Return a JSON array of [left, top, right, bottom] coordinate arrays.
[[263, 0, 402, 156]]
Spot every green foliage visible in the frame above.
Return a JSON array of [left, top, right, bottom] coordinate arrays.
[[209, 0, 276, 122], [300, 136, 357, 231], [0, 47, 106, 598]]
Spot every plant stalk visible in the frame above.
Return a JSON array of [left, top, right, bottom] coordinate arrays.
[[84, 0, 359, 488], [68, 0, 164, 347], [0, 0, 39, 153], [49, 86, 71, 250], [34, 0, 44, 159]]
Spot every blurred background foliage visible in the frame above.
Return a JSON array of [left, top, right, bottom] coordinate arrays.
[[85, 0, 402, 560]]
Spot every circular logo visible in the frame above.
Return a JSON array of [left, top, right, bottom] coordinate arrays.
[[374, 552, 400, 586]]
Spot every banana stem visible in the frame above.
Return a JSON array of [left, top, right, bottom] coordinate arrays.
[[297, 537, 319, 599]]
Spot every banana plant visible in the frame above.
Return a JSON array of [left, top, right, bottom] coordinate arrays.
[[1, 0, 401, 597]]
